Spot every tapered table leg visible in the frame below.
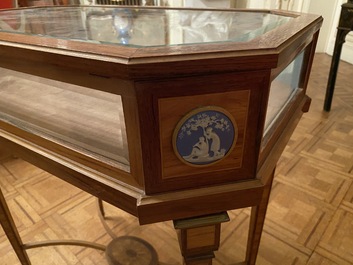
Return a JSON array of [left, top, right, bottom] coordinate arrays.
[[0, 186, 31, 265], [174, 212, 229, 265], [324, 0, 353, 111], [246, 168, 275, 265], [323, 28, 350, 112]]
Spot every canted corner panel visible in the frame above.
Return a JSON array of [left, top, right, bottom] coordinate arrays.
[[159, 90, 250, 179]]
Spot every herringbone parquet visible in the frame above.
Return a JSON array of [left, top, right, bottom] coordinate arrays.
[[0, 53, 353, 264]]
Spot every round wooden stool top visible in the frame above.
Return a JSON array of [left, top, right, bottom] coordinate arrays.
[[105, 236, 158, 265]]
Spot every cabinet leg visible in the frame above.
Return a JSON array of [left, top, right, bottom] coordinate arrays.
[[174, 212, 229, 265], [246, 169, 275, 265], [0, 186, 31, 265], [324, 28, 350, 112]]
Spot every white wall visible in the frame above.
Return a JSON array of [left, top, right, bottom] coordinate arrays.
[[308, 0, 339, 53]]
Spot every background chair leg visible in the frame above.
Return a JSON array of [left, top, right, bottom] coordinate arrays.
[[323, 28, 350, 112]]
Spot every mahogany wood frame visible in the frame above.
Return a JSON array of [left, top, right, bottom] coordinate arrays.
[[0, 6, 322, 265]]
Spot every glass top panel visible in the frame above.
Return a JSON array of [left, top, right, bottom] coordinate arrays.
[[0, 6, 292, 47]]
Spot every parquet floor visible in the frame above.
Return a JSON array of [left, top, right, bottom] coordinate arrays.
[[0, 53, 353, 264]]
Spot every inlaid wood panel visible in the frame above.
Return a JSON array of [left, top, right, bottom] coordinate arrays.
[[0, 53, 353, 264], [159, 90, 250, 179], [137, 70, 269, 193]]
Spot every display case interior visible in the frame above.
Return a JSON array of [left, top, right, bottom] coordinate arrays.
[[0, 7, 292, 46], [0, 67, 129, 171], [265, 51, 305, 133]]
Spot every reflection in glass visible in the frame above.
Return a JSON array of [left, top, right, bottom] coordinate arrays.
[[0, 68, 129, 171], [264, 52, 305, 132], [112, 9, 133, 45], [0, 6, 292, 47]]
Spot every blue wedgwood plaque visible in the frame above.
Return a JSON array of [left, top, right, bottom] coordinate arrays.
[[174, 107, 238, 166]]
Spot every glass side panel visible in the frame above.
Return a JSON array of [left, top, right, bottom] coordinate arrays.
[[264, 51, 305, 133], [0, 67, 129, 172], [0, 7, 292, 47]]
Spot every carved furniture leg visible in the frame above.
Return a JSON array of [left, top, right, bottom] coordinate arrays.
[[324, 0, 353, 111], [323, 28, 350, 111], [245, 168, 275, 265], [0, 186, 31, 265], [174, 212, 229, 265]]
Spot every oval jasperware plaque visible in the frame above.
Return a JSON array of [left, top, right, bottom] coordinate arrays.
[[173, 107, 238, 167]]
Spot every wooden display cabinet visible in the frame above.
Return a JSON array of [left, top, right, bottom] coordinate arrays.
[[0, 6, 322, 265]]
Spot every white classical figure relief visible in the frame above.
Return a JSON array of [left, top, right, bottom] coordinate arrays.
[[205, 127, 221, 157], [184, 136, 209, 160]]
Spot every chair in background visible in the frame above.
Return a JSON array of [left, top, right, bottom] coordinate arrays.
[[323, 0, 353, 111], [18, 0, 156, 7], [96, 0, 142, 5], [0, 0, 16, 9], [18, 0, 81, 6]]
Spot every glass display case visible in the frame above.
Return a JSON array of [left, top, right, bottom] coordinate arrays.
[[0, 6, 321, 190], [0, 5, 322, 265]]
